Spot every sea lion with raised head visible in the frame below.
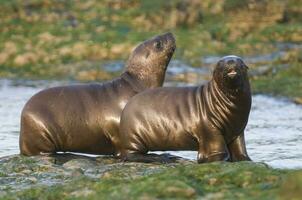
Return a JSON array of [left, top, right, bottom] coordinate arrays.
[[20, 32, 176, 156], [117, 55, 251, 163]]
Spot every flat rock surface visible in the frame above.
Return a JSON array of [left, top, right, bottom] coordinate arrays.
[[0, 154, 192, 193]]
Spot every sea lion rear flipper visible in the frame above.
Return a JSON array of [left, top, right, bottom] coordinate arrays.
[[124, 153, 177, 163]]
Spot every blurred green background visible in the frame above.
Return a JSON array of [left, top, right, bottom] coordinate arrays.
[[0, 0, 301, 99]]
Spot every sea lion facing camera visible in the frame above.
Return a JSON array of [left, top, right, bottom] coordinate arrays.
[[117, 55, 251, 163], [20, 32, 176, 156]]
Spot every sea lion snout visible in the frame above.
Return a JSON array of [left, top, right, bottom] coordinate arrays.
[[225, 63, 245, 80], [224, 56, 245, 73], [226, 67, 238, 79], [163, 32, 176, 46], [156, 32, 176, 53]]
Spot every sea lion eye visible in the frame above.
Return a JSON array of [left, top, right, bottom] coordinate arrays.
[[154, 40, 163, 50]]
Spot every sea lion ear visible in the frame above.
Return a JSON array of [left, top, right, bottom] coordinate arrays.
[[213, 60, 224, 76], [238, 59, 249, 70], [216, 60, 225, 70]]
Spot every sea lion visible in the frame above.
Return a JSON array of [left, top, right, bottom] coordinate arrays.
[[117, 55, 251, 163], [19, 32, 176, 156]]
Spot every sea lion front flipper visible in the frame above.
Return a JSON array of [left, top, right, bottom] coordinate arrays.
[[197, 130, 229, 163], [227, 133, 251, 162]]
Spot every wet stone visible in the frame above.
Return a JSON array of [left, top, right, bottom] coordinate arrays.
[[70, 188, 95, 198], [165, 186, 196, 198], [62, 158, 96, 171], [0, 154, 192, 195]]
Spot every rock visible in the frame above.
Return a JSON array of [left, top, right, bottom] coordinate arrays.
[[165, 185, 196, 198], [294, 97, 302, 104], [208, 178, 217, 185], [0, 154, 300, 199], [249, 65, 272, 77], [203, 192, 224, 200], [20, 169, 32, 174], [279, 171, 302, 199], [62, 158, 96, 171], [70, 188, 95, 198], [27, 176, 38, 183], [165, 60, 211, 84]]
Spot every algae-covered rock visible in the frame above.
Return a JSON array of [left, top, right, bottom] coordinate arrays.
[[0, 154, 300, 199], [0, 154, 190, 196], [279, 171, 302, 200]]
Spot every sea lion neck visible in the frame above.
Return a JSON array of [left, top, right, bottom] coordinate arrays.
[[120, 71, 147, 93], [124, 65, 166, 89], [212, 75, 250, 100], [198, 78, 251, 141], [209, 80, 251, 103]]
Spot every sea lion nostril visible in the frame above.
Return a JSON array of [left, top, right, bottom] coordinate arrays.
[[227, 68, 237, 77], [227, 71, 237, 78], [228, 69, 237, 74]]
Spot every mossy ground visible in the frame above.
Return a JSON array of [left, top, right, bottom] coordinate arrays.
[[251, 50, 302, 101], [0, 1, 301, 78], [1, 155, 301, 200]]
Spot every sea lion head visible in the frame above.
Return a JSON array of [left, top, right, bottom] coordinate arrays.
[[125, 32, 176, 88], [213, 55, 249, 93]]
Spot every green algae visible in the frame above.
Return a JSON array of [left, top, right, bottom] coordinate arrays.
[[279, 171, 302, 200]]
